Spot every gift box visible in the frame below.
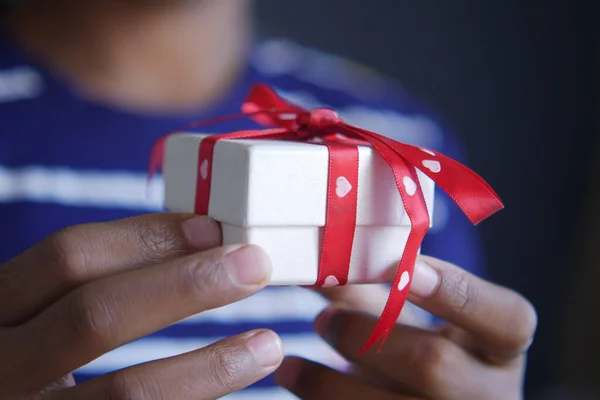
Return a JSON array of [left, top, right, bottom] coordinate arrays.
[[150, 83, 503, 351], [163, 133, 435, 286]]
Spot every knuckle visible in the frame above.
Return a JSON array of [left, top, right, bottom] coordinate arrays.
[[132, 218, 187, 263], [67, 289, 117, 351], [105, 372, 151, 400], [45, 226, 93, 283], [414, 337, 456, 389], [442, 270, 477, 317], [207, 345, 249, 390], [183, 255, 223, 303]]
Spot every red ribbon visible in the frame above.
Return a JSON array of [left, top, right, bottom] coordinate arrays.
[[149, 83, 504, 353]]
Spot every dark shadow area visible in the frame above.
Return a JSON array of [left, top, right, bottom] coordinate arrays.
[[257, 0, 598, 397]]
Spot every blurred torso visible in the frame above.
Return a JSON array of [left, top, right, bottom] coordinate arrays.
[[0, 35, 482, 398]]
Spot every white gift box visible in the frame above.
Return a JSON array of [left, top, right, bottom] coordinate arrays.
[[163, 133, 435, 286]]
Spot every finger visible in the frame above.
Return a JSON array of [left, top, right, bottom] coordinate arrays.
[[15, 374, 76, 400], [316, 285, 432, 328], [343, 362, 423, 396], [403, 255, 538, 360], [57, 330, 283, 400], [314, 307, 501, 400], [0, 213, 221, 325], [6, 244, 271, 390], [275, 357, 418, 400]]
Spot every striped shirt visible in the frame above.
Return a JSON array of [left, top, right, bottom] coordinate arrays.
[[0, 34, 484, 398]]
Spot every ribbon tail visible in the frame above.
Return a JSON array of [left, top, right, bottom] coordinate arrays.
[[147, 134, 168, 198], [359, 224, 427, 354], [148, 135, 166, 177], [340, 125, 504, 224], [335, 124, 431, 353]]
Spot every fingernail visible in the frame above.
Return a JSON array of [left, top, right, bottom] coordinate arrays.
[[247, 330, 283, 367], [181, 216, 221, 249], [275, 357, 303, 389], [411, 259, 440, 297], [314, 305, 344, 341], [224, 245, 272, 286]]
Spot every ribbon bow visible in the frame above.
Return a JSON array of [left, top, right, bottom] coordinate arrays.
[[149, 83, 504, 354]]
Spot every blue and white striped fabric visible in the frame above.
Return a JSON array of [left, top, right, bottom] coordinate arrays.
[[0, 35, 484, 398]]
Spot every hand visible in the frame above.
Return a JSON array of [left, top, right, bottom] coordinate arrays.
[[275, 255, 537, 399], [0, 213, 283, 399]]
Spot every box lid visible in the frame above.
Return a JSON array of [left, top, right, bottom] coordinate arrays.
[[164, 133, 435, 227]]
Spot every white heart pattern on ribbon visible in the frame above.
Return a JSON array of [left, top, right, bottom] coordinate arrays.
[[199, 159, 209, 180], [402, 176, 417, 196], [397, 271, 410, 291], [322, 275, 340, 288], [278, 112, 298, 121], [335, 176, 352, 198], [422, 159, 441, 173]]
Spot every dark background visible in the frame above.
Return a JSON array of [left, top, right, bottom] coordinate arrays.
[[257, 0, 598, 398]]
